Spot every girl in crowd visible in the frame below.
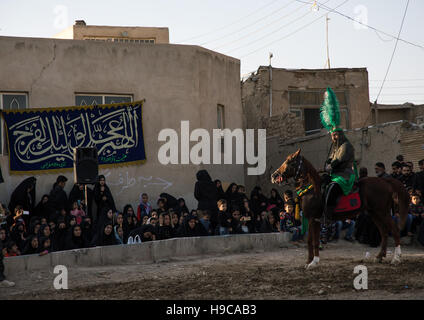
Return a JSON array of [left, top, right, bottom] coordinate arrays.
[[114, 225, 125, 244], [177, 215, 207, 238], [65, 225, 87, 250], [215, 179, 226, 200], [260, 212, 280, 233], [269, 188, 284, 209], [22, 235, 39, 255], [38, 237, 52, 256], [92, 223, 118, 247], [175, 198, 189, 217], [52, 217, 68, 252], [70, 201, 86, 225], [81, 216, 94, 244], [156, 212, 174, 240]]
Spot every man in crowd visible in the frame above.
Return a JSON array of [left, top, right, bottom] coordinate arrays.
[[375, 162, 391, 179], [391, 161, 402, 180]]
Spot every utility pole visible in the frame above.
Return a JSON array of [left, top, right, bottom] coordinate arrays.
[[325, 14, 331, 69], [269, 52, 273, 117]]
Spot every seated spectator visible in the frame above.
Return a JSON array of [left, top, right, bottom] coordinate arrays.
[[147, 217, 157, 227], [230, 208, 248, 234], [215, 180, 226, 201], [22, 235, 39, 255], [279, 201, 301, 241], [171, 212, 180, 235], [0, 228, 8, 248], [96, 208, 114, 234], [156, 198, 167, 214], [114, 225, 125, 245], [10, 220, 26, 252], [65, 225, 87, 250], [250, 186, 268, 215], [68, 183, 94, 218], [4, 241, 20, 257], [175, 198, 189, 217], [33, 195, 49, 220], [269, 188, 284, 209], [128, 224, 156, 243], [199, 210, 214, 236], [160, 193, 179, 211], [38, 237, 52, 256], [332, 219, 355, 242], [410, 193, 424, 235], [178, 215, 207, 237], [156, 212, 175, 240], [260, 211, 280, 233], [81, 216, 94, 244], [70, 201, 86, 225], [255, 210, 267, 233], [217, 199, 231, 235], [91, 223, 118, 247], [52, 217, 67, 252], [137, 193, 152, 221]]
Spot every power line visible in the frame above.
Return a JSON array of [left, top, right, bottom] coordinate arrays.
[[375, 0, 410, 103], [177, 0, 281, 43], [211, 1, 310, 50], [237, 0, 348, 58], [223, 0, 330, 54], [200, 0, 300, 46], [295, 0, 423, 50]]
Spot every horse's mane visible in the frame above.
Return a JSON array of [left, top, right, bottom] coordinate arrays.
[[302, 157, 321, 195]]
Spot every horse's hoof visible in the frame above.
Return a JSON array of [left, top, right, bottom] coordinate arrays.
[[306, 261, 319, 270], [391, 257, 401, 265]]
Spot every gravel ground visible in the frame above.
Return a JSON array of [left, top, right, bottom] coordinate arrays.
[[2, 240, 424, 300]]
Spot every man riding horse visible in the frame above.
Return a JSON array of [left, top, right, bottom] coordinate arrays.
[[321, 88, 358, 228]]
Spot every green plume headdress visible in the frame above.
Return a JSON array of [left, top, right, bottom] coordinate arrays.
[[320, 87, 342, 133]]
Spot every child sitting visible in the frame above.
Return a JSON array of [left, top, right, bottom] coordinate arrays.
[[280, 201, 301, 242], [217, 199, 232, 235], [70, 201, 86, 225]]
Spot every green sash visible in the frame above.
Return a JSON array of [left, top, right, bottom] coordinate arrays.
[[330, 161, 359, 195]]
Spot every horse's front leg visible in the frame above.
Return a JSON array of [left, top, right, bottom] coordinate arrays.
[[306, 220, 314, 265], [306, 220, 320, 269]]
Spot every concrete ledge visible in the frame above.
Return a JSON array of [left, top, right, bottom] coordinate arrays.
[[4, 233, 292, 276]]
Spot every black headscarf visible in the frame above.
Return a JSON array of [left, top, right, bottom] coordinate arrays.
[[8, 177, 36, 214], [65, 225, 86, 250], [22, 235, 39, 255], [92, 223, 117, 247]]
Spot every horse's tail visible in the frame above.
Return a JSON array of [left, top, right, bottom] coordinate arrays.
[[385, 178, 409, 230]]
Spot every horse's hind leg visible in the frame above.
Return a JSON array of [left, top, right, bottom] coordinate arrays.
[[388, 216, 402, 264], [371, 214, 388, 263]]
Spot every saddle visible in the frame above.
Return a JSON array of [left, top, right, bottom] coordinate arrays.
[[334, 190, 361, 214]]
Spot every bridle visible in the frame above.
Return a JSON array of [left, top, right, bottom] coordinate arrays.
[[294, 156, 303, 181]]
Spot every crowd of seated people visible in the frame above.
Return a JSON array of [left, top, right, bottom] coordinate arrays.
[[1, 157, 424, 261]]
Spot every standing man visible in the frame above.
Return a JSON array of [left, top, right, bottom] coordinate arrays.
[[375, 162, 391, 179]]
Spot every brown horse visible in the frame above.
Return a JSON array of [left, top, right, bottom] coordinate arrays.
[[271, 149, 410, 269]]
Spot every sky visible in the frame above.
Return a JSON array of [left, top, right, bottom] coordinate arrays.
[[1, 0, 423, 104]]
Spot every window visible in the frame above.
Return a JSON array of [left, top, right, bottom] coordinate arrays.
[[75, 94, 132, 106], [0, 92, 28, 154], [217, 104, 225, 129], [288, 89, 348, 135]]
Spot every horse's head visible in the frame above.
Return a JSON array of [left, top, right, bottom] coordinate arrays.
[[271, 149, 302, 185]]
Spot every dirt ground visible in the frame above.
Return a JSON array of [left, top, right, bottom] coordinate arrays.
[[2, 240, 424, 300]]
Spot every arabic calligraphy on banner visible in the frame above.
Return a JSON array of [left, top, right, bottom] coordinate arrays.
[[1, 100, 146, 173]]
